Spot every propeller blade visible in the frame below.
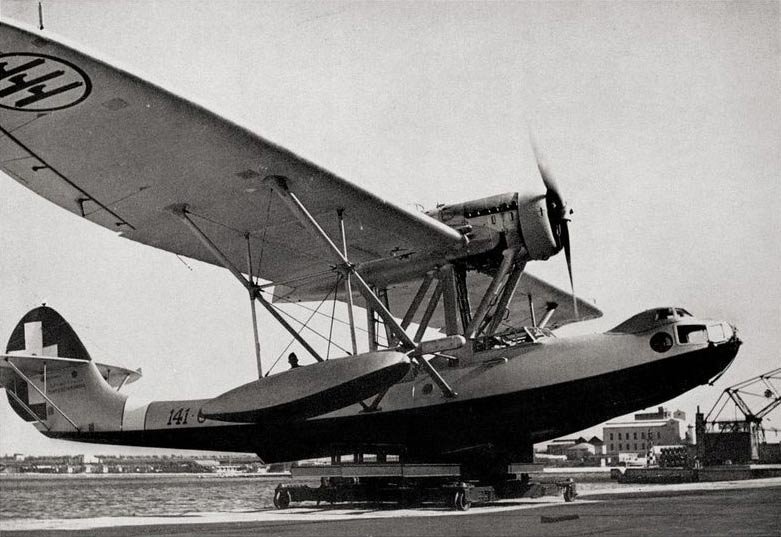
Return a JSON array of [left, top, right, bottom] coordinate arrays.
[[560, 218, 578, 319], [531, 134, 564, 208], [530, 134, 578, 320]]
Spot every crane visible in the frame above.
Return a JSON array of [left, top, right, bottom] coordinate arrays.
[[699, 368, 781, 462]]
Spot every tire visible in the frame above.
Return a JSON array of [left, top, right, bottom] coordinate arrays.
[[274, 489, 291, 509], [453, 489, 471, 511]]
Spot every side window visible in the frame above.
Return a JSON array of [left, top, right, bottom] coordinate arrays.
[[707, 324, 726, 342], [650, 332, 673, 352], [677, 325, 707, 344]]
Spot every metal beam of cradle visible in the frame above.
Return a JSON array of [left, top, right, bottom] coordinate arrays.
[[167, 204, 324, 363], [6, 358, 79, 431], [267, 177, 456, 398]]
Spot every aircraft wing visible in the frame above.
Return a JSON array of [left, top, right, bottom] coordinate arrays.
[[0, 23, 466, 287], [277, 270, 602, 331], [386, 271, 602, 331], [95, 363, 142, 389]]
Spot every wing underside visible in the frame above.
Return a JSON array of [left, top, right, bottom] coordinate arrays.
[[1, 23, 600, 332], [276, 270, 600, 333], [0, 23, 465, 289]]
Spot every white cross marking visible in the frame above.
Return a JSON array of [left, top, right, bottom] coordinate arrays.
[[23, 321, 58, 356]]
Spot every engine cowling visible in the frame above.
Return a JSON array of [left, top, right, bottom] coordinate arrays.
[[425, 192, 561, 267]]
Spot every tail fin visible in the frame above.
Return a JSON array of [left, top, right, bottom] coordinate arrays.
[[6, 305, 91, 361], [2, 306, 129, 434]]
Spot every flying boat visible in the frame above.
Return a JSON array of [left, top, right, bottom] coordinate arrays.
[[0, 22, 741, 496]]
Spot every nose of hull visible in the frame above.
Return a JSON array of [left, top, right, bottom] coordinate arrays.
[[704, 330, 742, 384]]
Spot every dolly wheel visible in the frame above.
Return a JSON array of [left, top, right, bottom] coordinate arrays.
[[453, 489, 471, 511], [274, 489, 291, 509]]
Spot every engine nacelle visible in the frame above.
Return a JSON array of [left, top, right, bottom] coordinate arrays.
[[516, 193, 560, 260], [425, 192, 561, 266]]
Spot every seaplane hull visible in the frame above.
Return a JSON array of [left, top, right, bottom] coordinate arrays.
[[11, 306, 739, 465]]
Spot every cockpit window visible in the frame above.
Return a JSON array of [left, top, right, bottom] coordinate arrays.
[[677, 325, 707, 344], [608, 308, 696, 334], [707, 324, 727, 343]]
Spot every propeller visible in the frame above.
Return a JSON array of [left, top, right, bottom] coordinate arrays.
[[532, 141, 578, 319]]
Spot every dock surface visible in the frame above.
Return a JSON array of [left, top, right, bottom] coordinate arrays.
[[2, 478, 779, 536]]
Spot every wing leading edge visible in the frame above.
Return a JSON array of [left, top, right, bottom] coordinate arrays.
[[0, 23, 600, 331], [0, 22, 466, 288]]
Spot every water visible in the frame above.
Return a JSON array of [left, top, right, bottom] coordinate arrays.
[[0, 473, 621, 520], [0, 474, 295, 520]]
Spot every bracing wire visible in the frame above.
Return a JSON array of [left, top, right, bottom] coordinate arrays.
[[255, 193, 274, 281], [264, 285, 349, 376], [258, 288, 374, 335]]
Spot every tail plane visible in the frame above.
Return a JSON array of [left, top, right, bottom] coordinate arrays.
[[1, 306, 140, 433]]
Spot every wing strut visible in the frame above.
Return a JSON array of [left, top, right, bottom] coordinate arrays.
[[337, 209, 359, 355], [414, 279, 444, 343], [401, 272, 435, 331], [464, 248, 519, 339], [439, 265, 460, 336], [5, 387, 50, 431], [246, 233, 263, 377], [167, 204, 324, 364], [267, 176, 457, 398], [538, 303, 558, 329], [485, 261, 526, 336]]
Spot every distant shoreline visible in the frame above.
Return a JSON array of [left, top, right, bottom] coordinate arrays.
[[0, 472, 291, 480]]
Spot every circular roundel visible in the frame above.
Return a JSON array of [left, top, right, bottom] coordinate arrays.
[[650, 332, 673, 353], [0, 53, 92, 112]]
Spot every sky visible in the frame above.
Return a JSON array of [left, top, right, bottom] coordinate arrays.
[[0, 1, 779, 456]]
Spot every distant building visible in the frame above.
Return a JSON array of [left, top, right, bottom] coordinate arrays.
[[565, 442, 596, 460], [544, 436, 605, 464], [634, 406, 686, 422], [587, 436, 605, 455], [604, 418, 685, 459], [547, 438, 582, 456]]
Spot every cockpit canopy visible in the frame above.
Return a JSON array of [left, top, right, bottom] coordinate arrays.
[[608, 307, 694, 334]]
